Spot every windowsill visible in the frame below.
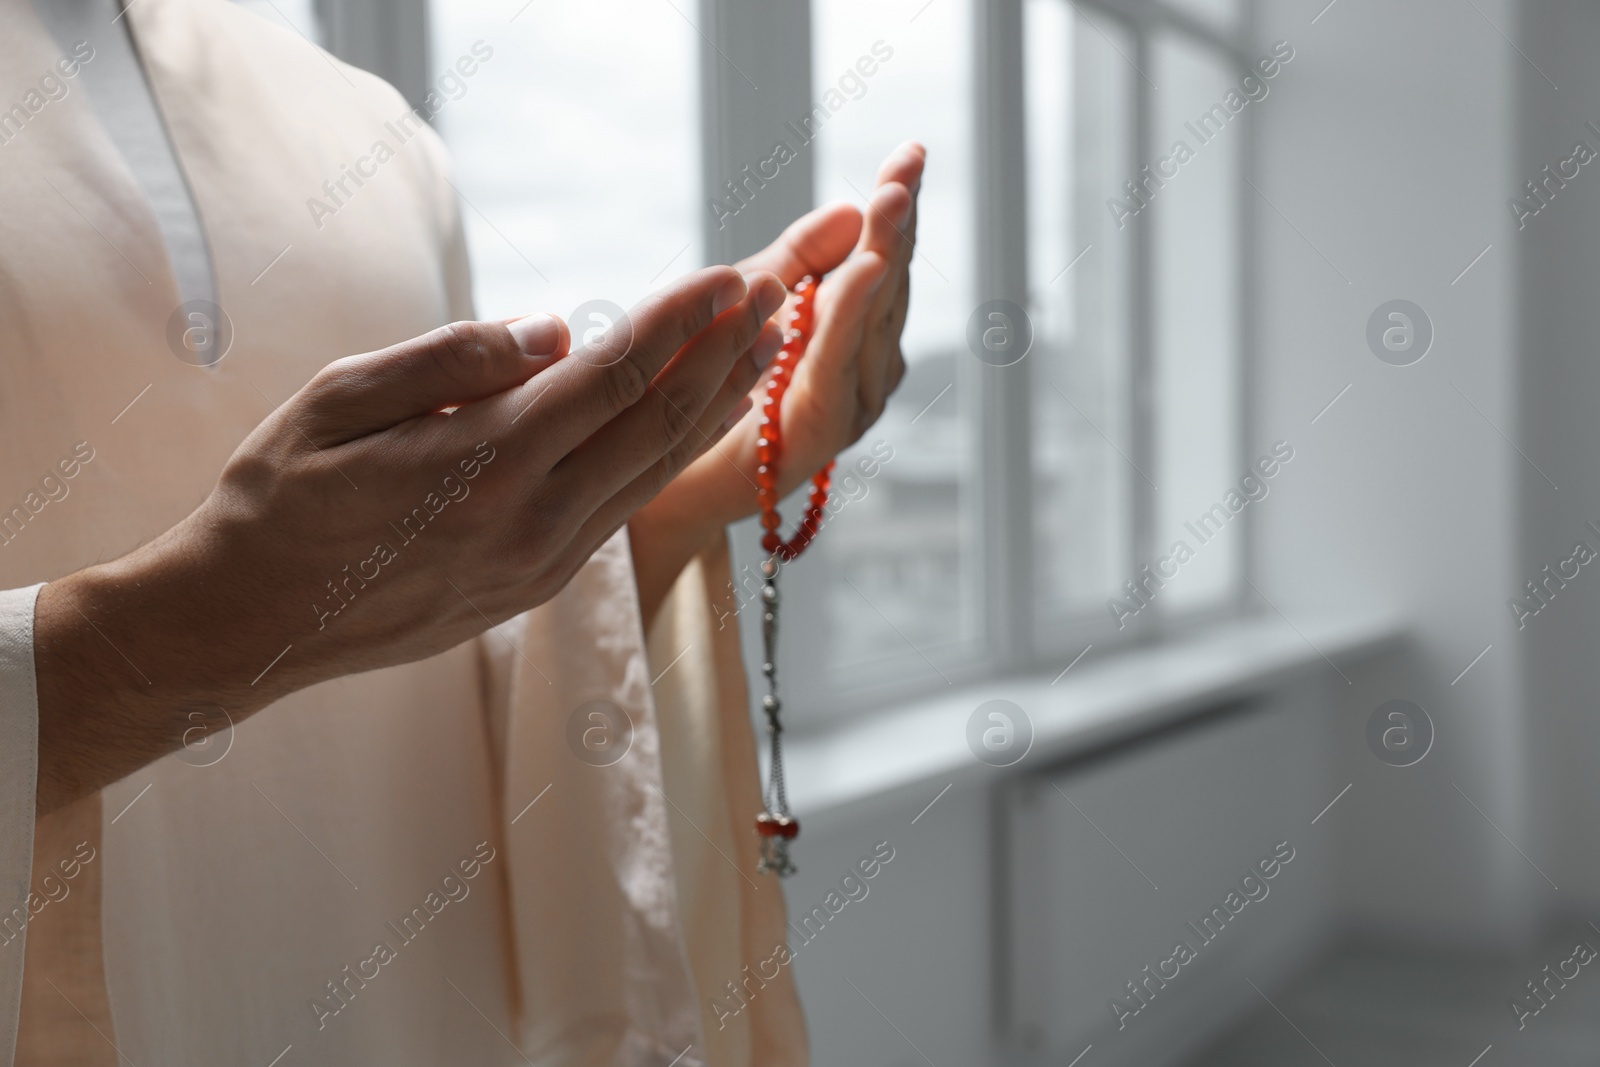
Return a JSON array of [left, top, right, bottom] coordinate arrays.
[[784, 610, 1407, 822]]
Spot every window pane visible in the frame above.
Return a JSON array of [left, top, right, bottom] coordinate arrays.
[[1025, 0, 1135, 626], [795, 0, 978, 704], [1150, 31, 1242, 612], [430, 0, 700, 321]]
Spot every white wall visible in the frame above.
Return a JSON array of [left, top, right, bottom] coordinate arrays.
[[783, 783, 996, 1067], [786, 680, 1346, 1067], [1004, 691, 1339, 1066], [1252, 0, 1536, 947]]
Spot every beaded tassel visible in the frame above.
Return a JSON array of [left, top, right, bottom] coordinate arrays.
[[754, 275, 833, 878], [755, 558, 796, 876]]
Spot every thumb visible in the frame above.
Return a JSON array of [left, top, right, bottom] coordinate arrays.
[[300, 314, 569, 444]]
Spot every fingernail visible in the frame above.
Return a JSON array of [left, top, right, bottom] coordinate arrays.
[[752, 327, 783, 370], [722, 396, 753, 433], [508, 313, 562, 356], [712, 274, 748, 317], [753, 275, 786, 320]]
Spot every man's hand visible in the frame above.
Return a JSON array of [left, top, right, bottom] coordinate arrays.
[[630, 142, 925, 622], [33, 265, 788, 814]]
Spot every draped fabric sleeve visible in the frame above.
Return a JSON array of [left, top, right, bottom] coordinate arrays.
[[0, 583, 44, 1066], [477, 532, 707, 1066], [474, 528, 809, 1067], [646, 534, 809, 1067]]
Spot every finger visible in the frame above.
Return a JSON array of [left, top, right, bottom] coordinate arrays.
[[735, 201, 863, 287], [511, 265, 751, 461], [805, 251, 890, 404], [563, 388, 755, 579], [654, 320, 779, 471], [860, 143, 925, 313], [552, 327, 774, 547], [684, 323, 780, 456], [856, 180, 914, 265], [551, 273, 787, 515], [859, 180, 918, 355], [687, 393, 755, 468], [733, 145, 921, 291], [500, 313, 572, 375], [831, 182, 912, 382], [875, 140, 927, 195], [299, 314, 566, 446], [885, 350, 907, 397]]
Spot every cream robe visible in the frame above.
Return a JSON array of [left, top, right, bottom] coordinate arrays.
[[0, 0, 806, 1063]]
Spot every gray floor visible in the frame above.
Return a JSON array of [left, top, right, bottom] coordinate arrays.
[[1183, 932, 1600, 1066]]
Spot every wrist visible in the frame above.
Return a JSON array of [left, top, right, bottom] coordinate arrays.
[[34, 568, 156, 813], [629, 489, 729, 630], [32, 526, 246, 813]]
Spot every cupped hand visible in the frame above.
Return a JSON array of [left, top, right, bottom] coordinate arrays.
[[646, 141, 925, 533]]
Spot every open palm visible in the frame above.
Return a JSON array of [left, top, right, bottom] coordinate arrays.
[[669, 141, 925, 524]]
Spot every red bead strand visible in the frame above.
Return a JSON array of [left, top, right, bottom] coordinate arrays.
[[756, 275, 834, 563], [753, 274, 836, 876]]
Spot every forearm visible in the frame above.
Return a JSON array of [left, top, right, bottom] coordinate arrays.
[[31, 529, 289, 816], [628, 413, 813, 628], [629, 492, 733, 632], [35, 572, 196, 816]]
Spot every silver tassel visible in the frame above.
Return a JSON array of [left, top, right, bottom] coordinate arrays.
[[756, 557, 798, 876]]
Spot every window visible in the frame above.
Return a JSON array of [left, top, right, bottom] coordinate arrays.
[[1150, 29, 1244, 614], [429, 0, 701, 322], [1024, 0, 1136, 627], [765, 0, 1252, 722], [316, 0, 1254, 726], [793, 0, 983, 702], [1016, 4, 1251, 652]]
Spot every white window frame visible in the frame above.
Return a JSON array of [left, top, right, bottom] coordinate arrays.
[[1002, 0, 1262, 667]]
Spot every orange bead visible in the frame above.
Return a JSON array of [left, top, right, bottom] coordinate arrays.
[[752, 275, 842, 568]]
